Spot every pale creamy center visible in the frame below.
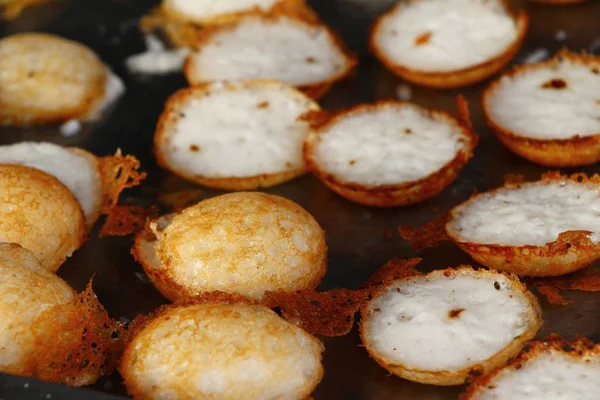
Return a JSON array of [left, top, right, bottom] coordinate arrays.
[[311, 104, 466, 186], [365, 272, 532, 371], [472, 351, 600, 400], [485, 59, 600, 139], [374, 0, 518, 72], [447, 181, 600, 246]]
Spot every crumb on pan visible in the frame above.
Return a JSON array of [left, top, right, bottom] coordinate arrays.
[[398, 212, 450, 252], [98, 150, 146, 214], [265, 258, 421, 336], [27, 282, 124, 386], [530, 268, 600, 305], [503, 173, 526, 185], [99, 205, 158, 237], [267, 288, 370, 337], [359, 257, 422, 289]]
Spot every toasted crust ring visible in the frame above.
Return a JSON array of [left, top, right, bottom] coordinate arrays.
[[183, 13, 357, 99], [359, 267, 543, 386], [0, 33, 107, 126], [154, 80, 319, 190], [303, 100, 478, 207], [369, 5, 529, 89], [132, 222, 190, 302], [446, 173, 600, 277], [483, 51, 600, 167], [461, 335, 600, 399]]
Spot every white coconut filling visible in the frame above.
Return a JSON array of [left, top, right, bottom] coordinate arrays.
[[310, 105, 466, 186], [0, 142, 100, 226], [471, 351, 600, 400], [364, 272, 532, 371], [485, 60, 600, 139], [126, 48, 190, 75], [159, 82, 316, 178], [447, 181, 600, 247], [86, 69, 125, 120], [165, 0, 279, 21], [374, 0, 518, 72], [186, 16, 349, 86]]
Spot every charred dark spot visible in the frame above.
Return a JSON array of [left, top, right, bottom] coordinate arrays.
[[577, 175, 584, 182], [395, 287, 401, 292], [348, 159, 356, 166], [110, 331, 120, 339], [27, 71, 35, 78], [257, 100, 269, 109], [592, 68, 599, 75], [373, 308, 381, 312], [189, 144, 200, 152], [178, 112, 186, 118], [448, 308, 465, 319], [566, 243, 572, 249], [345, 315, 352, 322], [80, 359, 89, 369], [305, 56, 317, 64], [310, 300, 321, 306], [404, 128, 412, 134], [563, 344, 575, 352], [542, 78, 567, 89], [494, 281, 501, 290], [414, 31, 432, 46], [515, 363, 523, 370]]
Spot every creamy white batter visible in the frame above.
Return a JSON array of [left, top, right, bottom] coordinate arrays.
[[485, 57, 600, 139], [363, 271, 535, 371], [309, 103, 467, 186], [373, 0, 518, 72], [186, 15, 351, 86], [471, 350, 600, 400], [447, 180, 600, 246], [159, 81, 317, 178]]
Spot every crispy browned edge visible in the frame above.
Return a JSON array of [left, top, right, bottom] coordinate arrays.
[[461, 334, 600, 399], [483, 50, 600, 167], [303, 97, 479, 207], [131, 213, 327, 305], [359, 266, 543, 386], [446, 172, 600, 277], [0, 164, 87, 272], [183, 13, 358, 100], [1, 0, 49, 20], [154, 80, 318, 190], [119, 295, 323, 400], [369, 1, 529, 89]]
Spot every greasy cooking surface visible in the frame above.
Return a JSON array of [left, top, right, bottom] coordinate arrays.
[[1, 0, 600, 398]]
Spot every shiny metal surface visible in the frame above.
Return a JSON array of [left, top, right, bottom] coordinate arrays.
[[1, 0, 600, 398]]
